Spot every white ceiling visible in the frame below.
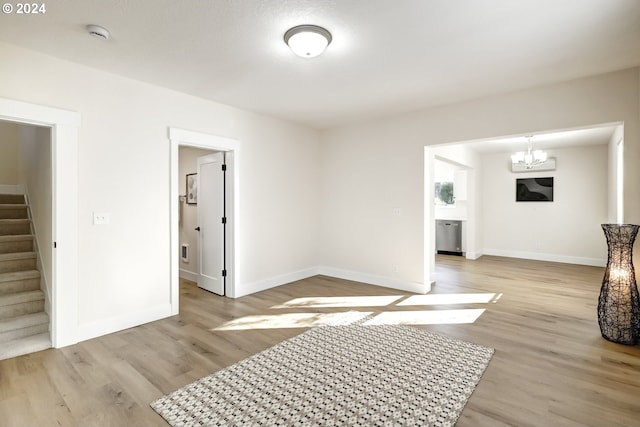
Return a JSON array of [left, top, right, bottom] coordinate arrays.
[[0, 0, 638, 130]]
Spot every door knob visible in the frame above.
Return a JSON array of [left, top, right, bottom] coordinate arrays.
[[195, 226, 200, 231]]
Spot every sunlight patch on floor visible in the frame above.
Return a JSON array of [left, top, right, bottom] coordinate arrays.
[[398, 293, 498, 306], [271, 295, 404, 309], [214, 308, 487, 330], [213, 311, 372, 331], [364, 309, 486, 325], [215, 292, 497, 330]]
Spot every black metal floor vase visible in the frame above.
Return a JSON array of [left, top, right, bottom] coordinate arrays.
[[598, 224, 640, 345]]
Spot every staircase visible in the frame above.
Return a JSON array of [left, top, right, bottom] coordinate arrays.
[[0, 194, 50, 360]]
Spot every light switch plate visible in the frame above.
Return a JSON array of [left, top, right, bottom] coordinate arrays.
[[93, 212, 110, 225]]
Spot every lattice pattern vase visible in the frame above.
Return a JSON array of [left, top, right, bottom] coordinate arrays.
[[598, 224, 640, 345]]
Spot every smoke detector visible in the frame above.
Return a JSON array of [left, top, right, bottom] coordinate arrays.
[[86, 24, 110, 40]]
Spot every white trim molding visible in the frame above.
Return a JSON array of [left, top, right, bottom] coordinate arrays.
[[179, 268, 199, 283], [235, 266, 428, 298], [237, 268, 319, 298], [317, 266, 427, 294], [76, 304, 172, 343], [482, 248, 606, 267], [169, 127, 240, 310]]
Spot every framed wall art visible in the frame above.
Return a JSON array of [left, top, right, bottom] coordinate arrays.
[[186, 173, 197, 205]]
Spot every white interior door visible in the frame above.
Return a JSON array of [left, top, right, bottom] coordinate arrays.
[[196, 152, 225, 295]]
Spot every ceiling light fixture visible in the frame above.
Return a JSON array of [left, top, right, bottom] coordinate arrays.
[[86, 24, 110, 40], [511, 135, 547, 169], [284, 25, 332, 58]]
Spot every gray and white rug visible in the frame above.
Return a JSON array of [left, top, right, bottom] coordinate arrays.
[[151, 324, 494, 427]]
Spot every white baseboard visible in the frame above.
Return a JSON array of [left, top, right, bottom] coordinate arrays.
[[482, 248, 606, 267], [74, 303, 172, 344], [465, 251, 482, 260], [233, 266, 429, 298], [0, 184, 24, 194], [179, 269, 199, 283], [317, 266, 428, 294], [235, 267, 319, 298]]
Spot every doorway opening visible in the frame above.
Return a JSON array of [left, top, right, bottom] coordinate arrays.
[[178, 147, 227, 295], [424, 122, 624, 288], [0, 120, 52, 355], [169, 128, 238, 313], [0, 97, 81, 348]]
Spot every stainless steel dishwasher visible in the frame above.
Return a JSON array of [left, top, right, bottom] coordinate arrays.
[[436, 220, 462, 255]]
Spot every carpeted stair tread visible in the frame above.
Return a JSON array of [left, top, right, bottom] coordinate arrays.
[[0, 235, 33, 243], [0, 332, 50, 361], [0, 219, 31, 236], [0, 269, 40, 295], [0, 194, 25, 204], [0, 219, 30, 224], [0, 235, 34, 254], [0, 252, 37, 261], [0, 205, 28, 218], [0, 312, 48, 334], [0, 290, 44, 307], [0, 270, 40, 283]]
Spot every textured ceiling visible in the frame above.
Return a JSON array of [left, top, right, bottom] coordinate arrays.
[[0, 0, 638, 129]]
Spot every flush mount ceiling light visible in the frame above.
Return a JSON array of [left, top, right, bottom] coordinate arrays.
[[511, 135, 548, 169], [86, 24, 110, 40], [284, 25, 332, 58]]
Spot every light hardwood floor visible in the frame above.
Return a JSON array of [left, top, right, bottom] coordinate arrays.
[[1, 255, 639, 426]]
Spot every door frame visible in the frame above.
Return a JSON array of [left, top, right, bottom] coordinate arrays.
[[0, 97, 81, 348], [169, 127, 238, 311]]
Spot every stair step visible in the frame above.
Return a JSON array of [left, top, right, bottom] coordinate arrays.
[[0, 312, 48, 342], [0, 332, 51, 361], [0, 205, 28, 220], [0, 289, 44, 306], [0, 194, 25, 204], [0, 235, 34, 254], [0, 252, 37, 274], [0, 289, 44, 320], [0, 270, 41, 295], [0, 219, 31, 236]]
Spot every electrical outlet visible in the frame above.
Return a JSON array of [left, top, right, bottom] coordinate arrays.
[[392, 264, 399, 273], [93, 212, 110, 225], [392, 207, 401, 216]]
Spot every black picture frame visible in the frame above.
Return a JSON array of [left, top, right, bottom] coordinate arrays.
[[186, 173, 197, 205], [516, 177, 553, 202]]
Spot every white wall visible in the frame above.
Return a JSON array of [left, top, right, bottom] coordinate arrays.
[[178, 146, 214, 280], [608, 125, 624, 223], [482, 145, 608, 265], [0, 121, 20, 184], [0, 41, 320, 342], [319, 123, 425, 292], [320, 68, 639, 289], [17, 124, 53, 310]]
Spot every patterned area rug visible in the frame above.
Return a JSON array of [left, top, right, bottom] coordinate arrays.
[[151, 325, 494, 426]]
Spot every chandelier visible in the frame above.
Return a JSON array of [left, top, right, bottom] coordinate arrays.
[[511, 135, 547, 169]]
